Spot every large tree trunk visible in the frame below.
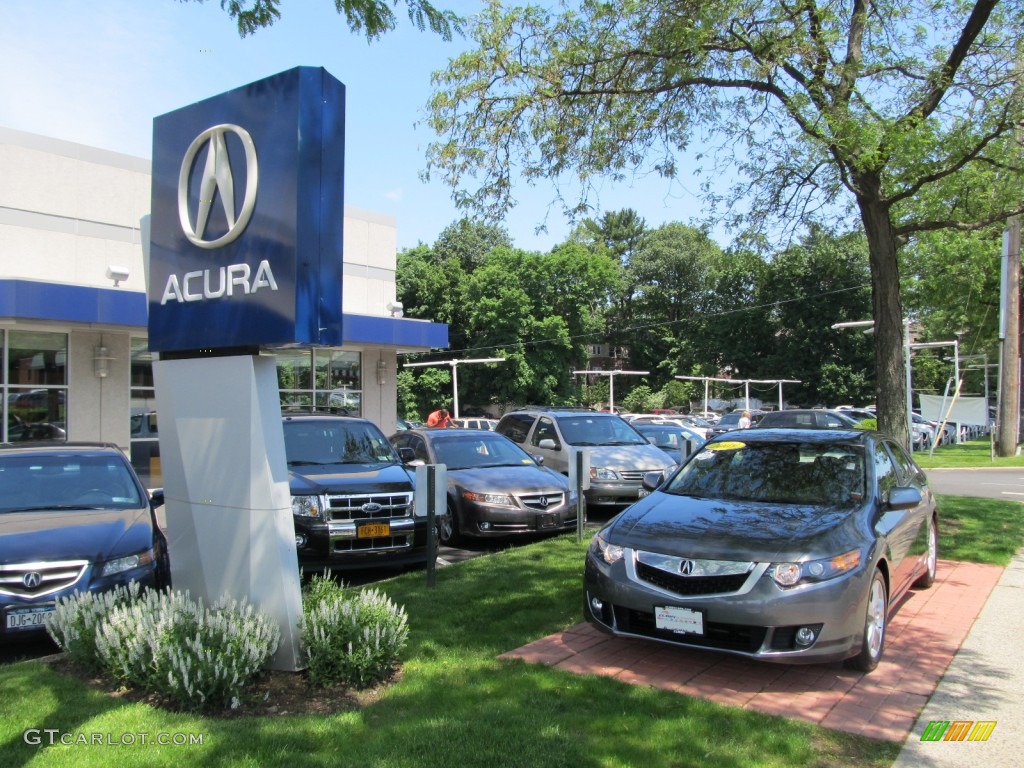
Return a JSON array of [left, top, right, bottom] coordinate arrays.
[[856, 178, 910, 448]]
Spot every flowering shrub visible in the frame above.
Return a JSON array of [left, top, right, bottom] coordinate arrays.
[[50, 587, 279, 712], [301, 575, 409, 688], [46, 582, 141, 672]]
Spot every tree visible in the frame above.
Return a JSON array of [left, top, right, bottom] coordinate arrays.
[[185, 0, 461, 40], [426, 0, 1024, 447]]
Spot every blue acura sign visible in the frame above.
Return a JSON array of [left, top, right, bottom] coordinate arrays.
[[148, 67, 345, 352]]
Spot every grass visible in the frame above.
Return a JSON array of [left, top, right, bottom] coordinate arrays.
[[2, 535, 902, 768], [3, 458, 1020, 768], [912, 437, 1024, 469]]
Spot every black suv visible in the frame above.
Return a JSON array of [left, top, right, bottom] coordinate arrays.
[[283, 413, 427, 571]]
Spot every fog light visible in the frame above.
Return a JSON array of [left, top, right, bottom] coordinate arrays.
[[590, 597, 604, 612], [795, 626, 818, 646], [479, 522, 492, 531], [295, 534, 307, 548]]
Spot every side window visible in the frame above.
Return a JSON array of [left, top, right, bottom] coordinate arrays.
[[532, 417, 561, 449], [885, 440, 919, 484], [822, 414, 845, 427], [496, 414, 534, 444], [873, 444, 898, 501], [410, 436, 430, 464]]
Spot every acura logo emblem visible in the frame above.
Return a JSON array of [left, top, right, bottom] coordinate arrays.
[[23, 572, 42, 589], [537, 496, 549, 508], [678, 560, 695, 576], [178, 124, 258, 249]]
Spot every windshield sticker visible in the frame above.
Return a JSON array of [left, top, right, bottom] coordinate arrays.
[[706, 441, 746, 451]]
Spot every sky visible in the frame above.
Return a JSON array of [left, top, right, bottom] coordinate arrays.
[[0, 0, 713, 252]]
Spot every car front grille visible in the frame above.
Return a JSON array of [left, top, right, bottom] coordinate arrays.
[[326, 492, 413, 521], [518, 492, 565, 511], [619, 470, 657, 481], [617, 607, 767, 653], [636, 561, 751, 596], [334, 536, 411, 553], [0, 560, 89, 599]]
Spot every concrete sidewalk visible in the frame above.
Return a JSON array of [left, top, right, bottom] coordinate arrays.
[[892, 550, 1024, 766]]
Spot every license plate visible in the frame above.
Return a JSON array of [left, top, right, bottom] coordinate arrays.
[[536, 513, 559, 530], [358, 523, 390, 538], [5, 604, 55, 630], [655, 605, 704, 635]]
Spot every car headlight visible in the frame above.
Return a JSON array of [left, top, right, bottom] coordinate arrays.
[[462, 490, 514, 507], [100, 548, 156, 577], [292, 495, 324, 519], [589, 532, 625, 565], [770, 549, 861, 588], [590, 466, 620, 481]]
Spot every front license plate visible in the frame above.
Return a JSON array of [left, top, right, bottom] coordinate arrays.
[[5, 604, 55, 630], [655, 605, 704, 635], [536, 513, 559, 530], [358, 523, 390, 538]]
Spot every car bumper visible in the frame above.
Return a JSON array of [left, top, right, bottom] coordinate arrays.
[[459, 500, 578, 537], [293, 516, 430, 571], [583, 548, 873, 665], [584, 480, 658, 508], [0, 562, 164, 642]]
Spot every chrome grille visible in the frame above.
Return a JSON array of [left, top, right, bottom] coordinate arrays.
[[326, 492, 413, 521], [0, 560, 89, 598], [619, 470, 658, 481], [519, 492, 565, 511]]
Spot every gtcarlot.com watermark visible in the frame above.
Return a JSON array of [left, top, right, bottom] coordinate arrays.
[[24, 729, 204, 747]]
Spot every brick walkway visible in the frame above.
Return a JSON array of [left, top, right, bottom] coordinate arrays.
[[500, 560, 1002, 742]]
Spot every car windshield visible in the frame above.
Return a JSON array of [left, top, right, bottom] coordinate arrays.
[[555, 415, 646, 446], [431, 434, 534, 470], [0, 454, 143, 513], [284, 422, 397, 466], [664, 440, 866, 505]]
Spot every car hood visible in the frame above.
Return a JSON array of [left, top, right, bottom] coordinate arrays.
[[448, 464, 569, 493], [607, 492, 865, 562], [0, 507, 155, 565], [289, 463, 415, 495], [577, 444, 675, 471]]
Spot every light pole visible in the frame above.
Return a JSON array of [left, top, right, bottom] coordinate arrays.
[[831, 319, 913, 447], [402, 357, 506, 419], [574, 370, 648, 412]]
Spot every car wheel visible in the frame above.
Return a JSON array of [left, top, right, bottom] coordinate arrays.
[[845, 569, 888, 673], [438, 504, 461, 546], [914, 515, 938, 589]]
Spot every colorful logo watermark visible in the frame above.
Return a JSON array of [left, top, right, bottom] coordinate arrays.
[[921, 720, 997, 742]]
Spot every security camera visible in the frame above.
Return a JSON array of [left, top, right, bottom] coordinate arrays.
[[386, 301, 404, 318], [106, 265, 130, 287]]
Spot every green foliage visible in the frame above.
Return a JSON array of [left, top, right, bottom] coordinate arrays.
[[621, 384, 654, 413], [197, 0, 462, 41], [857, 418, 878, 430], [301, 575, 409, 688]]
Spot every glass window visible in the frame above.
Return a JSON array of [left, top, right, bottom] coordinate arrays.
[[4, 331, 68, 443], [874, 444, 898, 500], [129, 338, 160, 487], [278, 349, 362, 416]]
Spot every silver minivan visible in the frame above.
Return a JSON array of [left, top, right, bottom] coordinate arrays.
[[495, 408, 675, 508]]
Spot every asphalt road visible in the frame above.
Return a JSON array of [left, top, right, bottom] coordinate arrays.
[[925, 467, 1024, 501]]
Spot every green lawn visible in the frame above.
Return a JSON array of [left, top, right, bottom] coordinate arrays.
[[912, 437, 1023, 469], [3, 478, 1020, 767]]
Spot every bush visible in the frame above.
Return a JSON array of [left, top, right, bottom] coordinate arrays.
[[301, 574, 409, 688], [46, 582, 141, 672], [51, 587, 280, 712], [856, 418, 877, 430]]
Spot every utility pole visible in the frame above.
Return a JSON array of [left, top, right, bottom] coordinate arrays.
[[997, 220, 1021, 457]]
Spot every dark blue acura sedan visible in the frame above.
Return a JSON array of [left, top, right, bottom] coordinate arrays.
[[0, 443, 169, 640]]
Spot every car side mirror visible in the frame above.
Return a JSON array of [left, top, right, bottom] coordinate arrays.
[[398, 447, 416, 464], [538, 438, 557, 450], [887, 486, 922, 510], [149, 488, 165, 507], [532, 454, 545, 466], [642, 471, 665, 492]]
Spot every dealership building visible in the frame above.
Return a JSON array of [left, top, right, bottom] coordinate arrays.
[[0, 125, 447, 486]]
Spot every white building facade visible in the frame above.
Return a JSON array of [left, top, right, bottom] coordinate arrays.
[[0, 126, 446, 486]]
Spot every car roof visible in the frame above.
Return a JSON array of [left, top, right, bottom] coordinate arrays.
[[282, 412, 373, 426], [706, 427, 873, 445], [0, 441, 124, 455]]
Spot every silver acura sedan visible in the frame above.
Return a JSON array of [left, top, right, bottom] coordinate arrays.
[[584, 428, 938, 672]]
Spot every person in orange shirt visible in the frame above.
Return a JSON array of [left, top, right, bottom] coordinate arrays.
[[426, 408, 454, 428]]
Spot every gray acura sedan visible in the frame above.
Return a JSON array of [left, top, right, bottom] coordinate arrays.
[[584, 428, 937, 672]]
